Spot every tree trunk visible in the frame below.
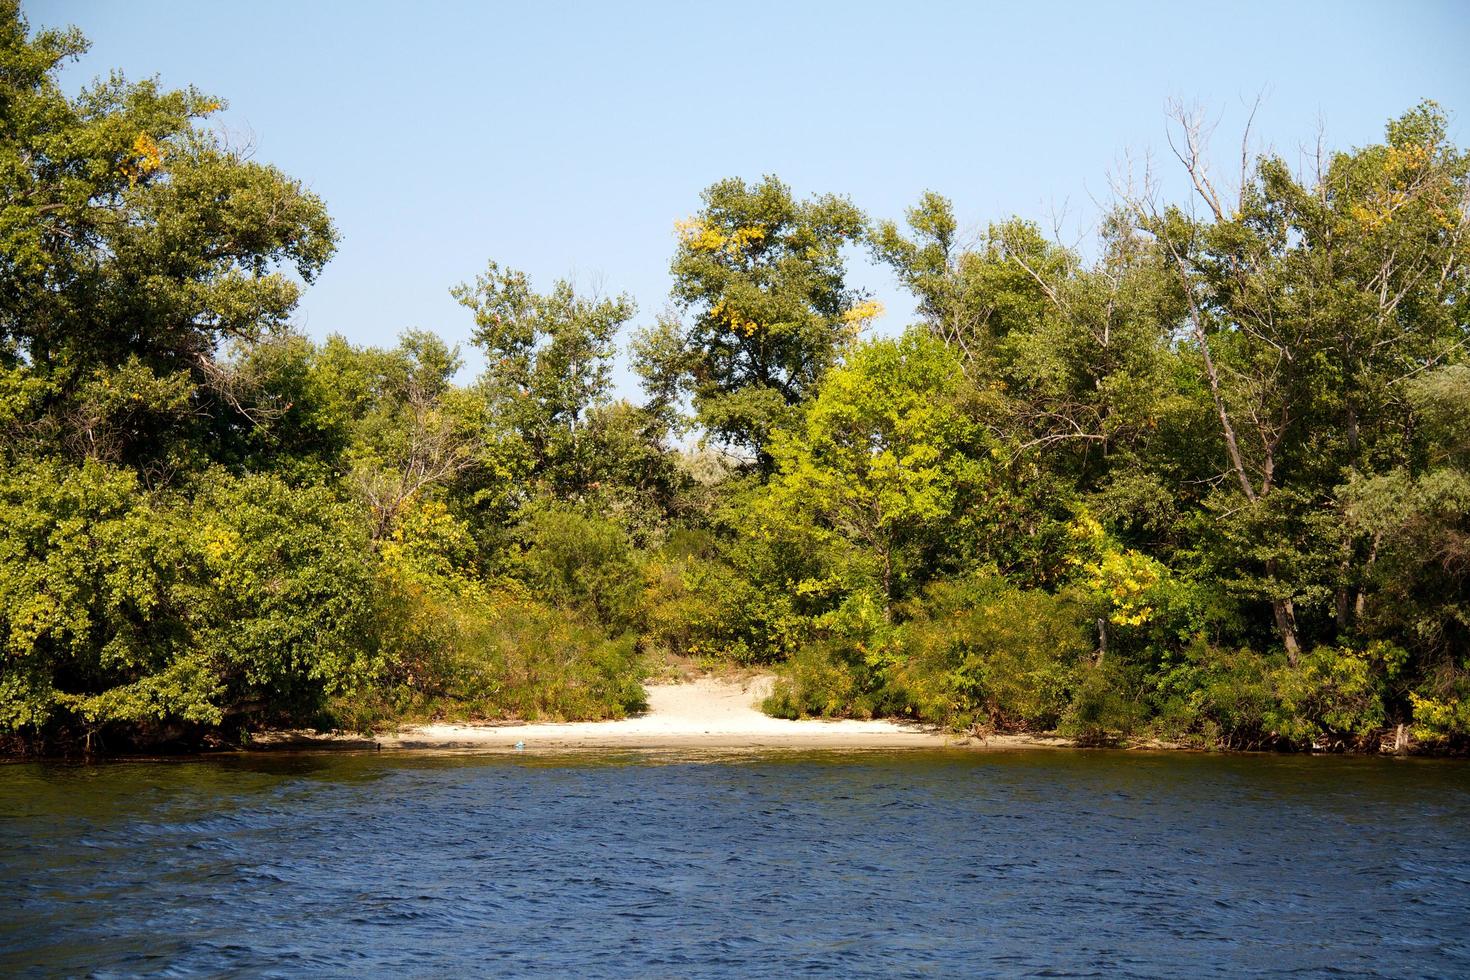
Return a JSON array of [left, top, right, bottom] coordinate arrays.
[[1354, 532, 1380, 621], [1273, 598, 1301, 665]]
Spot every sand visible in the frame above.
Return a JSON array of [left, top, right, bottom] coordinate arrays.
[[366, 675, 1066, 753]]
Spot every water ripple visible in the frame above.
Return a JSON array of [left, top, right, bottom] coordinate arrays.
[[1, 749, 1468, 977]]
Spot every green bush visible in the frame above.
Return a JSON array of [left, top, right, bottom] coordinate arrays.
[[0, 461, 378, 748], [762, 588, 899, 719], [1150, 639, 1400, 751], [638, 524, 817, 665], [763, 575, 1095, 733], [339, 496, 648, 729], [513, 502, 643, 630], [1268, 643, 1398, 750], [344, 585, 646, 728], [896, 576, 1092, 731], [761, 641, 873, 719], [1058, 659, 1147, 744], [1151, 640, 1280, 749]]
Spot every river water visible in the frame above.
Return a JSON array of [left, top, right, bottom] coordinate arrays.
[[2, 748, 1468, 977]]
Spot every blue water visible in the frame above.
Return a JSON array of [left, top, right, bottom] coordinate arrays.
[[3, 748, 1468, 977]]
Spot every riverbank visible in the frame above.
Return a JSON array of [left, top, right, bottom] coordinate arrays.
[[257, 676, 1072, 753]]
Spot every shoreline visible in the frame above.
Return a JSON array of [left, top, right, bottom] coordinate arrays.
[[254, 676, 1076, 754]]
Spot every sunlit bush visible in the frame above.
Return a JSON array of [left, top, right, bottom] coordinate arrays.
[[341, 497, 647, 729], [0, 461, 379, 748]]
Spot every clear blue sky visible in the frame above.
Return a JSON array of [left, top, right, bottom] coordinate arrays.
[[29, 0, 1470, 394]]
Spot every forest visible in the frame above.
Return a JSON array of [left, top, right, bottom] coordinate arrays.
[[2, 2, 1467, 754]]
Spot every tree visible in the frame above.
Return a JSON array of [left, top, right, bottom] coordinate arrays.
[[761, 330, 984, 619], [875, 196, 1190, 529], [0, 1, 335, 475], [0, 459, 378, 746], [871, 193, 1056, 369], [1342, 364, 1470, 735], [325, 332, 481, 542], [1126, 101, 1470, 659], [635, 175, 871, 467], [453, 262, 634, 497]]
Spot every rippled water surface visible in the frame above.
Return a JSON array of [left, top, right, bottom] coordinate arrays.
[[3, 748, 1469, 977]]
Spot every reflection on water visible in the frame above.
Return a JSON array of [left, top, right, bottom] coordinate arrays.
[[3, 749, 1468, 977]]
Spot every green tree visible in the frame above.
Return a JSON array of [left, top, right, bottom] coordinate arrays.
[[1128, 102, 1469, 659], [0, 460, 377, 747], [0, 1, 335, 474], [635, 175, 870, 467], [1342, 366, 1470, 741], [875, 196, 1197, 547], [761, 330, 985, 618], [324, 332, 483, 541], [453, 262, 635, 497], [871, 193, 1057, 369]]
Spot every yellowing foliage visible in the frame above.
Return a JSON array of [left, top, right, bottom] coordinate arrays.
[[1068, 510, 1161, 626], [841, 299, 885, 335], [675, 217, 767, 258], [1346, 140, 1455, 232], [710, 298, 760, 336], [201, 527, 240, 567], [120, 132, 166, 186], [1409, 691, 1470, 744], [1085, 550, 1161, 626]]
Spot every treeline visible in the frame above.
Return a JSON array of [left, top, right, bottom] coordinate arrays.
[[2, 4, 1467, 753]]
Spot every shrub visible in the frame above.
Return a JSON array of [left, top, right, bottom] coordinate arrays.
[[1150, 639, 1280, 749], [1059, 659, 1147, 744], [344, 496, 648, 729], [1408, 672, 1470, 749], [761, 641, 873, 720], [764, 574, 1094, 733], [347, 586, 646, 728], [0, 461, 378, 749], [513, 502, 643, 629], [639, 526, 814, 665], [893, 576, 1092, 731]]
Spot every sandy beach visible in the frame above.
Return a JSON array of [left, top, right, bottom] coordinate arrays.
[[359, 675, 1067, 752]]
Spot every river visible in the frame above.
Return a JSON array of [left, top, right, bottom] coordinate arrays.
[[3, 748, 1468, 977]]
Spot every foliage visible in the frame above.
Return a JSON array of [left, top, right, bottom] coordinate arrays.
[[893, 575, 1093, 731], [0, 0, 335, 473], [635, 175, 868, 465], [512, 502, 643, 630], [761, 329, 987, 616], [762, 573, 1094, 732], [453, 263, 635, 497], [350, 497, 647, 728], [350, 586, 646, 730], [0, 460, 377, 746]]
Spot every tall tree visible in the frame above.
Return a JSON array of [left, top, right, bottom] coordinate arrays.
[[871, 193, 1056, 370], [761, 330, 985, 619], [0, 0, 335, 474], [634, 175, 870, 468], [1127, 101, 1470, 659], [453, 262, 634, 497], [875, 196, 1191, 542]]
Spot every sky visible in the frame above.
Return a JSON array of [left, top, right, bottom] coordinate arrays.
[[28, 0, 1470, 395]]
